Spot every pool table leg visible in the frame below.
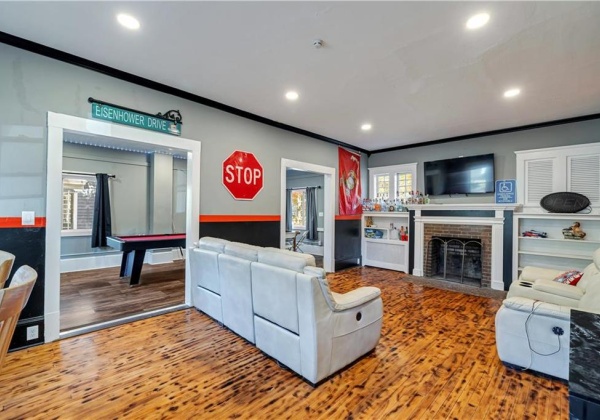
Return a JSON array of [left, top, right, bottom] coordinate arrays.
[[122, 249, 146, 286]]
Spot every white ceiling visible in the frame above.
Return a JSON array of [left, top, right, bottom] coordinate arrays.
[[2, 2, 600, 152]]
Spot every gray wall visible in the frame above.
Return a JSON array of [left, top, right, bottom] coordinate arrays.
[[368, 118, 600, 203], [60, 143, 186, 256], [0, 42, 358, 220]]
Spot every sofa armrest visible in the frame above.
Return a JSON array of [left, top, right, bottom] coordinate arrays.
[[502, 296, 571, 320], [533, 279, 584, 300], [330, 287, 381, 311], [520, 266, 563, 282]]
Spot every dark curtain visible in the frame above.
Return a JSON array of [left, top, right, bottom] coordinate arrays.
[[306, 187, 318, 241], [91, 173, 112, 248], [286, 189, 293, 231]]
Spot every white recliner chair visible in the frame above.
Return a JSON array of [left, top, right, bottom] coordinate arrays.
[[495, 248, 600, 380]]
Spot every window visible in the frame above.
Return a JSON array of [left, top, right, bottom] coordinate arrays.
[[291, 189, 307, 230], [375, 174, 390, 198], [62, 174, 96, 235], [369, 163, 417, 200]]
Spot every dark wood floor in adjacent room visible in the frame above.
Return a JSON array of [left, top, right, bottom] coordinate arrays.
[[3, 266, 567, 419], [60, 260, 185, 330]]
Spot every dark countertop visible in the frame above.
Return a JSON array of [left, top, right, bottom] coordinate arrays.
[[570, 309, 600, 403]]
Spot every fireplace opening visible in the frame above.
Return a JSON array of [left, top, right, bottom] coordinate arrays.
[[425, 236, 482, 287]]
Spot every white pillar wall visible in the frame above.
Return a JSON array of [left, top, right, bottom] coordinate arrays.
[[149, 153, 174, 234]]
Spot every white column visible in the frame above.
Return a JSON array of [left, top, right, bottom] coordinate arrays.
[[413, 209, 424, 276]]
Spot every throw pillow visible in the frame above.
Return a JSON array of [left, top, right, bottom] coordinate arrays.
[[553, 270, 583, 286]]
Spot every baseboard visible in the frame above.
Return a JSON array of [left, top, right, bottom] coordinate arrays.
[[60, 248, 184, 273]]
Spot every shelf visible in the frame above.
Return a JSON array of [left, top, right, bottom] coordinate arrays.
[[518, 236, 600, 244], [517, 250, 593, 260], [364, 238, 408, 245], [363, 212, 409, 217], [365, 227, 390, 231]]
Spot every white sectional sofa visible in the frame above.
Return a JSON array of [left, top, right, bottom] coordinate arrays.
[[189, 237, 383, 384], [495, 248, 600, 380]]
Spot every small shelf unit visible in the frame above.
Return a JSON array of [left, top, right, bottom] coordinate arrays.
[[513, 213, 600, 278], [362, 212, 410, 272]]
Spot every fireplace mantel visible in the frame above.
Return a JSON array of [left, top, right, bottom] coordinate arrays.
[[411, 205, 516, 291]]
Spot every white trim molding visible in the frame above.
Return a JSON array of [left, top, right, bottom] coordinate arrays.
[[281, 158, 335, 273], [46, 112, 201, 343], [412, 208, 507, 291]]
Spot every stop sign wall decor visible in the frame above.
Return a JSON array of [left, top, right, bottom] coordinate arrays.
[[222, 150, 264, 200]]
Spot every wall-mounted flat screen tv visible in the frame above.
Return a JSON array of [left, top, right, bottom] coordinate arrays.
[[424, 153, 495, 195]]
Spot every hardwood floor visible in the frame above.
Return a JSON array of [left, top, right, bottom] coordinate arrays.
[[2, 266, 567, 419], [60, 260, 185, 330]]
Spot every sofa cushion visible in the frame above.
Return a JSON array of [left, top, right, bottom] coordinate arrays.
[[553, 270, 583, 286], [224, 242, 259, 262], [303, 266, 326, 279], [533, 279, 585, 300], [264, 247, 316, 267], [251, 262, 299, 334], [257, 249, 313, 273], [502, 296, 571, 320], [198, 237, 228, 253]]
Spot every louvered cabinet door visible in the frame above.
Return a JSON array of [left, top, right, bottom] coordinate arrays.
[[523, 157, 558, 207], [568, 154, 600, 207]]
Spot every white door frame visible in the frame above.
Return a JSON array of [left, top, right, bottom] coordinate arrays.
[[281, 158, 335, 272], [45, 112, 201, 342]]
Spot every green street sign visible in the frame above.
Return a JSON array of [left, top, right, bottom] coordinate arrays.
[[91, 103, 181, 136]]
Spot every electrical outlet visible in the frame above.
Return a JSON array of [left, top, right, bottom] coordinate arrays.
[[26, 325, 39, 341], [21, 211, 35, 226]]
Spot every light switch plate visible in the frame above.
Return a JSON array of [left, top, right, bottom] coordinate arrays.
[[21, 211, 35, 226], [318, 212, 324, 217]]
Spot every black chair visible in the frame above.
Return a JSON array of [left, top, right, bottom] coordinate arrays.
[[295, 231, 309, 253]]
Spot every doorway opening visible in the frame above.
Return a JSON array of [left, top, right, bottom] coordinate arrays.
[[46, 112, 201, 342], [280, 159, 335, 272]]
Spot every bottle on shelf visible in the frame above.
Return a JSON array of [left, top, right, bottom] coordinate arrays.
[[389, 223, 399, 240]]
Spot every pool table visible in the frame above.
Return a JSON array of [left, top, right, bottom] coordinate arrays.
[[106, 233, 186, 286]]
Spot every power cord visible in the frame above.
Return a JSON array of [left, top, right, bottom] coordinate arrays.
[[518, 300, 564, 372]]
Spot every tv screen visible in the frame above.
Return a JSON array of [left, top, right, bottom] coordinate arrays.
[[424, 153, 495, 195]]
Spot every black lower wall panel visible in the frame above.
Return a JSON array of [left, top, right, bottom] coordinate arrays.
[[0, 227, 45, 350], [335, 219, 361, 271], [200, 221, 280, 247]]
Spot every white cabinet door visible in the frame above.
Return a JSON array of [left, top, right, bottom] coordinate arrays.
[[524, 158, 556, 207], [568, 154, 600, 207]]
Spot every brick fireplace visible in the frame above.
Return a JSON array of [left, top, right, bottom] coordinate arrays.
[[423, 224, 492, 288], [410, 204, 519, 291]]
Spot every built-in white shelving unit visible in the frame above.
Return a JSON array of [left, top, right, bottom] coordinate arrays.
[[513, 213, 600, 278], [361, 212, 409, 272]]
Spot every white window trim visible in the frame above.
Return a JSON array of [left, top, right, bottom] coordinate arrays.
[[61, 173, 95, 235], [368, 163, 418, 199]]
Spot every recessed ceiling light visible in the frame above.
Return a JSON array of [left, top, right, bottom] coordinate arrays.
[[361, 123, 372, 131], [466, 13, 490, 30], [117, 14, 140, 30], [285, 91, 299, 101], [503, 88, 521, 98]]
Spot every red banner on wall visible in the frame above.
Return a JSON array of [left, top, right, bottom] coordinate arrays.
[[339, 147, 362, 215]]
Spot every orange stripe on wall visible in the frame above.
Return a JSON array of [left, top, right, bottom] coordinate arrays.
[[199, 215, 281, 223], [0, 217, 46, 228], [335, 214, 362, 221]]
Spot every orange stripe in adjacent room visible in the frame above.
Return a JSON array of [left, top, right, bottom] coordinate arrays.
[[0, 217, 46, 228], [199, 215, 280, 223], [335, 215, 362, 220]]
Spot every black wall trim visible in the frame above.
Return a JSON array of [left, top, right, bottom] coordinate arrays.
[[420, 210, 496, 218], [0, 227, 45, 350], [200, 222, 280, 248], [335, 219, 361, 271], [0, 31, 369, 156], [502, 211, 514, 291], [371, 112, 600, 154]]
